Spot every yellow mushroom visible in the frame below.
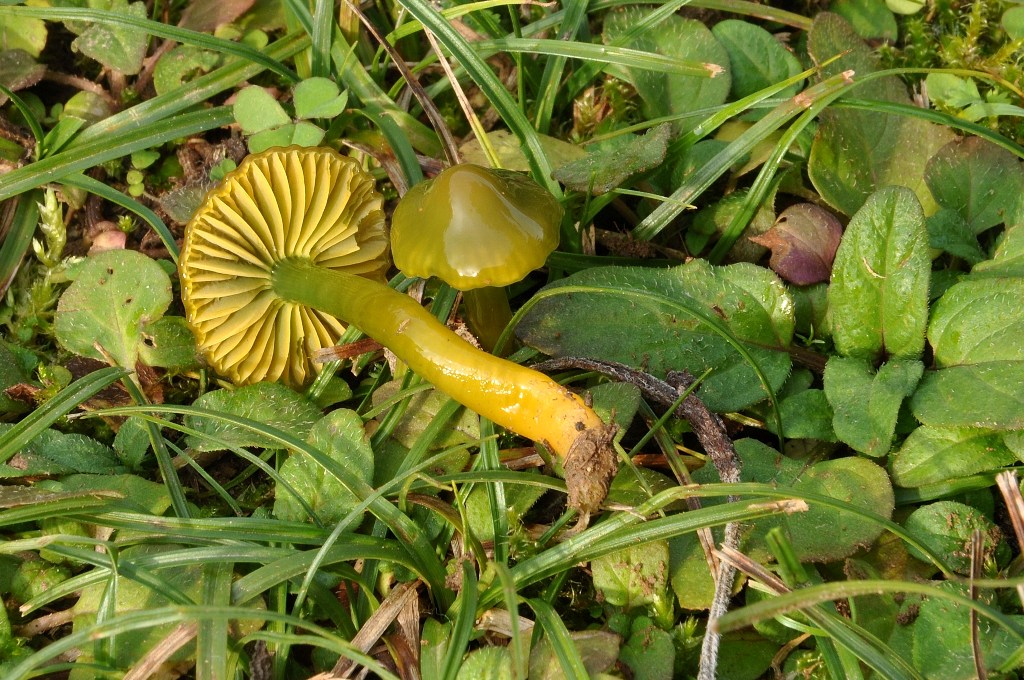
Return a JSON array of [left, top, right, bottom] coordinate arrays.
[[179, 147, 617, 516], [391, 163, 562, 353]]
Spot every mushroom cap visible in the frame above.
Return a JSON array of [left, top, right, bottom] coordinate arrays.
[[390, 164, 562, 290], [179, 146, 387, 387]]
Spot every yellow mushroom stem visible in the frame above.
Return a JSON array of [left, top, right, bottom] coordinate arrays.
[[461, 286, 514, 355], [271, 257, 617, 515]]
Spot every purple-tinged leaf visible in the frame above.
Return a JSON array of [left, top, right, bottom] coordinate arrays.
[[750, 203, 842, 285]]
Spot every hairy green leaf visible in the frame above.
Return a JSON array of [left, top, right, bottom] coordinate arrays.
[[54, 250, 172, 370], [827, 186, 930, 360], [592, 541, 670, 611], [807, 13, 955, 216], [273, 409, 373, 524], [925, 136, 1024, 235], [711, 19, 803, 101], [891, 426, 1017, 487], [184, 383, 321, 453], [0, 425, 121, 478], [552, 123, 671, 194], [824, 357, 923, 457], [517, 260, 794, 412], [602, 8, 730, 132]]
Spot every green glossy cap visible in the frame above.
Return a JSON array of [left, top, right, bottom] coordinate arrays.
[[391, 164, 562, 290]]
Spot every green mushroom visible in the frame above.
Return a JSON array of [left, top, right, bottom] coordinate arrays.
[[179, 147, 616, 518], [390, 163, 563, 353]]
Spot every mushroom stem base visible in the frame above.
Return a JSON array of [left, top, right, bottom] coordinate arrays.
[[462, 286, 514, 354]]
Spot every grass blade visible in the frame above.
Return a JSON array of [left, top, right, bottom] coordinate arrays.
[[532, 1, 588, 134], [0, 191, 39, 297], [73, 33, 309, 146], [526, 597, 590, 679], [441, 560, 479, 680], [632, 70, 855, 241], [395, 0, 558, 196], [0, 107, 234, 203], [0, 366, 128, 464], [482, 37, 719, 77]]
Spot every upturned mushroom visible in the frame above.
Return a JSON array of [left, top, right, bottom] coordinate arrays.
[[390, 163, 562, 352], [179, 146, 616, 517]]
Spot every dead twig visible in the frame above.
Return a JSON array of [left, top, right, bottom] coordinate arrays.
[[530, 357, 742, 680]]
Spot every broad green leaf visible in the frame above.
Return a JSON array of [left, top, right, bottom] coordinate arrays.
[[0, 16, 47, 58], [552, 123, 671, 194], [293, 76, 348, 120], [824, 357, 923, 457], [273, 409, 373, 524], [0, 343, 29, 416], [807, 14, 955, 216], [688, 188, 775, 262], [178, 0, 255, 32], [0, 49, 46, 100], [371, 381, 479, 451], [773, 389, 836, 441], [711, 20, 803, 101], [972, 218, 1024, 279], [11, 559, 70, 605], [809, 102, 954, 218], [925, 136, 1024, 234], [831, 0, 898, 40], [0, 425, 121, 478], [457, 647, 515, 680], [184, 382, 322, 453], [137, 316, 198, 370], [903, 502, 1001, 575], [517, 260, 794, 412], [807, 12, 906, 103], [46, 473, 172, 515], [592, 540, 671, 611], [54, 250, 172, 369], [465, 481, 545, 543], [845, 559, 901, 645], [619, 617, 675, 680], [913, 364, 1024, 430], [715, 633, 778, 680], [113, 416, 150, 470], [915, 276, 1024, 428], [62, 91, 112, 126], [891, 425, 1017, 487], [71, 544, 261, 671], [602, 9, 730, 133], [827, 186, 930, 360], [926, 208, 986, 264], [672, 439, 894, 607], [528, 630, 620, 680], [1004, 6, 1024, 40], [929, 277, 1024, 367], [458, 129, 586, 172], [68, 0, 150, 75], [925, 72, 983, 108], [887, 0, 925, 14], [247, 121, 324, 152], [232, 84, 289, 134], [911, 583, 1024, 679]]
